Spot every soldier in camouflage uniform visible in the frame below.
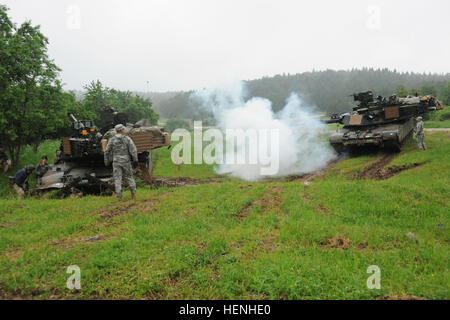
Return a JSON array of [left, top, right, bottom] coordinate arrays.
[[415, 116, 426, 150], [104, 124, 139, 201], [35, 155, 50, 185]]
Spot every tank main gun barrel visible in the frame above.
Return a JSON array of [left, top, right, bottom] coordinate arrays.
[[322, 113, 344, 124], [68, 112, 85, 130], [322, 118, 342, 124], [68, 112, 78, 123]]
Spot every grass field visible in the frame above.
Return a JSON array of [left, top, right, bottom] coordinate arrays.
[[0, 130, 449, 300]]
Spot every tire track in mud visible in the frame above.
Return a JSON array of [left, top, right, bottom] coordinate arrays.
[[148, 177, 226, 188], [235, 185, 284, 219], [97, 193, 171, 220], [355, 153, 426, 180]]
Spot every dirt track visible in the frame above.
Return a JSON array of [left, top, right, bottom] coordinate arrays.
[[149, 177, 225, 188], [424, 128, 450, 132], [355, 154, 425, 180]]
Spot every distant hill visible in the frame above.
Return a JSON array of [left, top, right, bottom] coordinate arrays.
[[141, 68, 450, 119]]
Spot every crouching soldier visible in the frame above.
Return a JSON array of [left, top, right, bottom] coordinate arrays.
[[13, 165, 35, 198], [0, 147, 11, 174], [104, 124, 139, 201]]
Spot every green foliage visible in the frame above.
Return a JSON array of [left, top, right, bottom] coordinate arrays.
[[0, 140, 60, 197], [425, 105, 450, 127], [419, 83, 438, 96], [395, 85, 408, 97], [82, 80, 159, 125], [408, 88, 419, 96], [0, 6, 81, 164], [165, 118, 191, 133], [438, 82, 450, 105], [202, 117, 217, 126]]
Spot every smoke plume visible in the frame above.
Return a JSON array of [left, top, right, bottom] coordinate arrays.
[[191, 81, 336, 181]]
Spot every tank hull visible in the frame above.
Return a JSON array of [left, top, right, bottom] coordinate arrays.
[[35, 159, 115, 195], [329, 118, 414, 153]]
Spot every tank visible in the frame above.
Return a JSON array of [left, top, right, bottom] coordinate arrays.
[[324, 91, 442, 153], [35, 105, 170, 195]]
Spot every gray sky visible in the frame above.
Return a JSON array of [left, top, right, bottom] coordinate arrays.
[[3, 0, 450, 92]]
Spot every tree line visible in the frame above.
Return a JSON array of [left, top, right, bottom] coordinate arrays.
[[147, 69, 450, 120], [0, 6, 158, 165]]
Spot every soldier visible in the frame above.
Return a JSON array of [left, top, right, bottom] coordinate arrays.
[[104, 124, 139, 201], [35, 155, 50, 185], [415, 116, 426, 150], [0, 147, 11, 174], [13, 165, 35, 198], [54, 150, 64, 165]]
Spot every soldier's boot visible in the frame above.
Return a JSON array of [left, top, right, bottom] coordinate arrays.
[[131, 193, 136, 201]]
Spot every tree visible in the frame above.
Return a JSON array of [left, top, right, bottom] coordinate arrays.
[[419, 83, 438, 96], [165, 118, 191, 133], [395, 85, 408, 97], [153, 69, 450, 119], [438, 82, 450, 105], [82, 80, 159, 125], [0, 6, 71, 164]]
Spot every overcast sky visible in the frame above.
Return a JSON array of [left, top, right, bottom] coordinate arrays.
[[3, 0, 450, 92]]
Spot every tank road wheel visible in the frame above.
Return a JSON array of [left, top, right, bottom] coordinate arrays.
[[390, 140, 402, 152]]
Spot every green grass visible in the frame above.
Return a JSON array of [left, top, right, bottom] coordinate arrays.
[[0, 133, 449, 299], [425, 105, 450, 128], [152, 143, 220, 179], [425, 120, 450, 128]]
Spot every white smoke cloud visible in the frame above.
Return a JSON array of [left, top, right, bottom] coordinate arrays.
[[191, 81, 336, 181]]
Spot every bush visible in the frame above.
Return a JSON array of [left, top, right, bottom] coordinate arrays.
[[202, 118, 217, 127], [165, 118, 191, 133], [427, 105, 450, 122], [438, 107, 450, 121]]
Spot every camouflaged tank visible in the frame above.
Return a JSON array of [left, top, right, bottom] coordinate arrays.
[[36, 106, 170, 195], [324, 91, 442, 153]]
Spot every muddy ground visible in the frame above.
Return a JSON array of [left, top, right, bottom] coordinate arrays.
[[355, 154, 425, 180]]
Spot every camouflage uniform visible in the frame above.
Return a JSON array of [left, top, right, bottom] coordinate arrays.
[[35, 162, 50, 185], [415, 121, 426, 150], [104, 133, 138, 199], [54, 151, 64, 165]]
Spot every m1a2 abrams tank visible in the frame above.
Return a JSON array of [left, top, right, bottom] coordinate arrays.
[[324, 91, 442, 153], [36, 106, 170, 195]]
